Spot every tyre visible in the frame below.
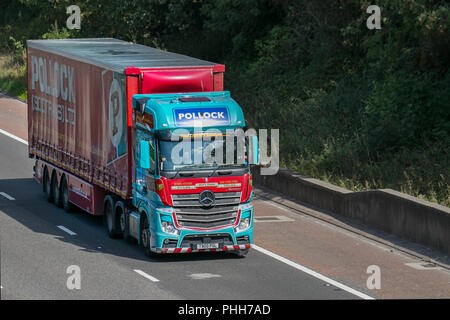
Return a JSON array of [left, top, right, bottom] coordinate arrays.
[[43, 168, 53, 203], [140, 214, 156, 257], [51, 173, 62, 208], [61, 176, 74, 213], [104, 196, 121, 238]]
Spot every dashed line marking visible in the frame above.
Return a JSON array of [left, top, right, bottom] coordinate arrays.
[[405, 262, 443, 270], [134, 269, 160, 282], [254, 215, 295, 223], [57, 225, 77, 236], [188, 273, 222, 280], [0, 192, 15, 200]]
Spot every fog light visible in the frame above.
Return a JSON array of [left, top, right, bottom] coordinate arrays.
[[234, 217, 250, 233], [161, 221, 180, 236]]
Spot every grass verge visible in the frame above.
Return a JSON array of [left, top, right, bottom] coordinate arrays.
[[0, 52, 27, 101]]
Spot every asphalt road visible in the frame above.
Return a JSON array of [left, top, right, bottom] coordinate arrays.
[[1, 93, 449, 300], [0, 132, 359, 300]]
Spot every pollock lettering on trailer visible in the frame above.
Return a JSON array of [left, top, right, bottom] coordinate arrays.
[[30, 55, 77, 126], [31, 55, 76, 103]]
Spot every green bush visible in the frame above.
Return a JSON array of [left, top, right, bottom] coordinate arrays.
[[363, 73, 450, 153], [0, 0, 448, 206]]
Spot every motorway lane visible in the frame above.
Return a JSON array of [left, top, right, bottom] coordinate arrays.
[[1, 94, 449, 299], [0, 133, 358, 299]]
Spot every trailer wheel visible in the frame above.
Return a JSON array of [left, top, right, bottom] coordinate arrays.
[[140, 214, 156, 258], [51, 172, 62, 208], [104, 196, 121, 238], [61, 176, 74, 213], [43, 168, 53, 203]]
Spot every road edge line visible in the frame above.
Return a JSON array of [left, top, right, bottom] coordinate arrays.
[[0, 128, 28, 145], [252, 244, 375, 300]]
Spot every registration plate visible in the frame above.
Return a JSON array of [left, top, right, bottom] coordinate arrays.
[[196, 243, 219, 250]]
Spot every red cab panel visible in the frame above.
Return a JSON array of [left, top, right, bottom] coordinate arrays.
[[141, 68, 214, 94]]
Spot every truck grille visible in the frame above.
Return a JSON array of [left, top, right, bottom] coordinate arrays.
[[172, 192, 241, 229]]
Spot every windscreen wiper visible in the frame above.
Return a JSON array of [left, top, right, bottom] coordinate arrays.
[[173, 163, 215, 178], [208, 162, 233, 177]]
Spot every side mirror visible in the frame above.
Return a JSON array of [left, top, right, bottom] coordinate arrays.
[[139, 140, 151, 169], [249, 135, 260, 165], [137, 184, 147, 195]]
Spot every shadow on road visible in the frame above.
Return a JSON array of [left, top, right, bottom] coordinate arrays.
[[0, 178, 243, 264]]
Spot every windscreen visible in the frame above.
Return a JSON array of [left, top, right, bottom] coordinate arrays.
[[159, 135, 247, 172]]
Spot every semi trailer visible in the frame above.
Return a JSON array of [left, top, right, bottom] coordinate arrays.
[[26, 38, 258, 257]]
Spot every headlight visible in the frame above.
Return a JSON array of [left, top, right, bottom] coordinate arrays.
[[234, 217, 250, 233], [161, 221, 180, 235]]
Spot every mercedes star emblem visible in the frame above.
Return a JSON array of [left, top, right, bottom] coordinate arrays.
[[199, 190, 215, 206]]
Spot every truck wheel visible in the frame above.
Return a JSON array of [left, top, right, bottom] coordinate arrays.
[[104, 197, 121, 238], [52, 173, 62, 208], [115, 201, 131, 241], [44, 168, 54, 203], [140, 215, 156, 258], [61, 176, 74, 213]]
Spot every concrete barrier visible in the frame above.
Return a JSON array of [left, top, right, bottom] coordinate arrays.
[[252, 167, 450, 255]]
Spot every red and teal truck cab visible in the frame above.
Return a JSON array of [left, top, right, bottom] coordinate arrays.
[[26, 38, 259, 257], [131, 91, 259, 256]]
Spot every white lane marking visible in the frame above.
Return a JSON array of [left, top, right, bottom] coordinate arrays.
[[0, 192, 15, 200], [57, 225, 77, 236], [188, 273, 222, 280], [134, 269, 160, 282], [0, 128, 28, 145], [252, 244, 375, 300], [405, 262, 443, 270], [254, 215, 295, 223], [258, 198, 294, 215]]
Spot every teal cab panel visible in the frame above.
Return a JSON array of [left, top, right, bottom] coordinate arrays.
[[132, 91, 245, 131]]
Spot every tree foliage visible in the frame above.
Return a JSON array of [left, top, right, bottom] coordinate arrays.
[[0, 0, 448, 205]]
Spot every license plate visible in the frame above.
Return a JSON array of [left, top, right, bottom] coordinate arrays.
[[196, 243, 219, 250]]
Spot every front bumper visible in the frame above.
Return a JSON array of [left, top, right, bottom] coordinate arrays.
[[155, 244, 251, 254], [149, 203, 254, 254], [151, 225, 253, 254]]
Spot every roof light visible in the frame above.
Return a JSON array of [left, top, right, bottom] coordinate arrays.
[[179, 97, 211, 103]]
